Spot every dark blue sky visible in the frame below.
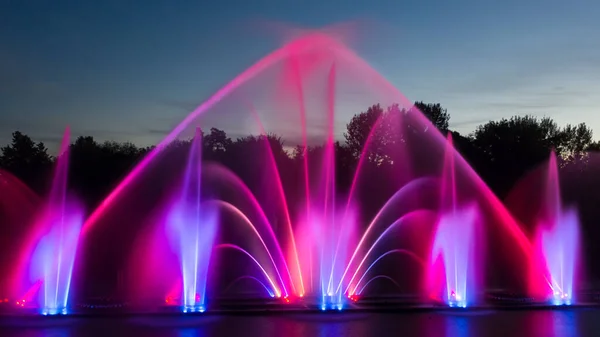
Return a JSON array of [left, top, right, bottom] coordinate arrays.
[[1, 0, 599, 150]]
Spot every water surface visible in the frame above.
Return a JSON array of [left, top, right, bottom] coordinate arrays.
[[0, 309, 592, 337]]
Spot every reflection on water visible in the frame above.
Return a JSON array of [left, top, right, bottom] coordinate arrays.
[[177, 329, 200, 337], [0, 310, 592, 337], [527, 310, 579, 337], [444, 315, 470, 337], [8, 328, 71, 337]]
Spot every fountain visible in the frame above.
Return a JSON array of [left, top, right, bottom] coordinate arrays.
[[0, 31, 585, 315], [26, 128, 83, 315], [166, 129, 218, 313], [296, 203, 358, 310], [429, 205, 478, 308], [534, 152, 580, 305], [427, 135, 481, 308]]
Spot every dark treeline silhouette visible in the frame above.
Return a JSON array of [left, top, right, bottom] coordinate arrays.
[[3, 102, 600, 294], [3, 102, 597, 205]]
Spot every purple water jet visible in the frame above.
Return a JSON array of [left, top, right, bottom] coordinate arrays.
[[296, 203, 358, 310], [60, 31, 560, 310], [28, 128, 84, 315], [166, 129, 218, 312]]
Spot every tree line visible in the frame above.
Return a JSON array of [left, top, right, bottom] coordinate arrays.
[[1, 101, 597, 205]]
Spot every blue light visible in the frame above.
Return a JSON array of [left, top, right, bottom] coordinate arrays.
[[183, 305, 206, 313], [551, 291, 573, 306]]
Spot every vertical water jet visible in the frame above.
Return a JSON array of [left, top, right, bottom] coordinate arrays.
[[428, 134, 480, 308], [166, 129, 218, 313], [29, 127, 84, 315], [534, 151, 580, 305]]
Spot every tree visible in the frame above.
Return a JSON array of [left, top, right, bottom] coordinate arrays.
[[203, 127, 232, 158], [343, 104, 400, 165], [344, 104, 384, 160], [413, 101, 450, 132], [558, 123, 594, 161], [470, 115, 592, 197], [0, 131, 52, 192], [587, 141, 600, 152]]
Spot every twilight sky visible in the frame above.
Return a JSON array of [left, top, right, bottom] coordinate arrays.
[[1, 0, 599, 151]]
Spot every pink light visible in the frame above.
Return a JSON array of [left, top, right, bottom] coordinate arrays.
[[246, 104, 303, 296], [356, 275, 402, 295], [334, 44, 535, 261], [203, 163, 293, 293], [344, 209, 433, 294], [82, 33, 347, 236], [208, 200, 289, 297], [215, 243, 282, 298], [349, 248, 426, 295], [336, 177, 436, 294]]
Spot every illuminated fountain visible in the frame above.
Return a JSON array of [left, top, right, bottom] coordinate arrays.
[[28, 128, 84, 315], [57, 31, 560, 312], [296, 203, 358, 310], [429, 206, 478, 308], [166, 129, 218, 313], [428, 135, 481, 308], [534, 152, 580, 305]]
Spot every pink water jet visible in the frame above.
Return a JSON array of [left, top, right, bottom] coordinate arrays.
[[295, 202, 358, 310], [74, 30, 549, 309], [427, 135, 482, 307], [0, 169, 41, 296], [23, 128, 84, 315], [531, 151, 580, 304]]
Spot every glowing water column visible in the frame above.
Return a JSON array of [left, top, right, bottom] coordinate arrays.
[[430, 206, 478, 308], [297, 206, 357, 311], [535, 152, 579, 305], [29, 128, 84, 315], [538, 210, 579, 305], [167, 130, 218, 313]]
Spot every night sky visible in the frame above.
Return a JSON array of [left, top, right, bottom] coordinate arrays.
[[1, 0, 599, 151]]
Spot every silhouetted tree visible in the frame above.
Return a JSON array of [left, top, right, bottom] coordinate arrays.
[[344, 104, 384, 160], [414, 101, 450, 132], [69, 136, 149, 207], [344, 104, 401, 166], [0, 131, 52, 192], [558, 123, 594, 161], [470, 115, 594, 197], [203, 127, 232, 160], [588, 141, 600, 152]]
